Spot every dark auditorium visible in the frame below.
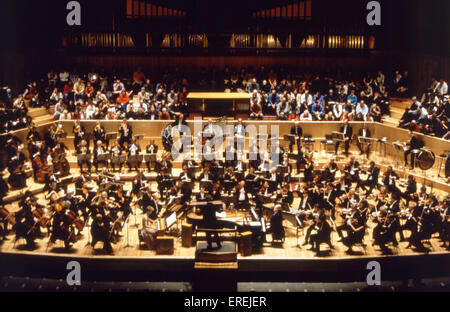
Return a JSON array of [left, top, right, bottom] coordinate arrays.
[[0, 0, 449, 295]]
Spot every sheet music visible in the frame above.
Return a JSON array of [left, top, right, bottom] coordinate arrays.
[[215, 211, 226, 218]]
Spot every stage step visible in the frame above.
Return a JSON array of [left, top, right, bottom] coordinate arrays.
[[28, 107, 49, 118], [195, 241, 238, 265]]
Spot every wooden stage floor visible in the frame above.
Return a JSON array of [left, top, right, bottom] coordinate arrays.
[[1, 150, 449, 285]]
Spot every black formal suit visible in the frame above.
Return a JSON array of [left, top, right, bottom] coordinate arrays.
[[335, 124, 353, 156], [141, 192, 160, 219], [360, 165, 380, 194], [289, 125, 303, 152], [298, 194, 315, 211], [404, 136, 423, 169], [268, 210, 285, 240]]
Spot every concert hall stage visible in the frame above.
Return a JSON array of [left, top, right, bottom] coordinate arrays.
[[1, 120, 450, 290]]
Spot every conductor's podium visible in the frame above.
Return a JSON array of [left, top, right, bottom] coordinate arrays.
[[187, 92, 250, 115], [194, 241, 238, 269]]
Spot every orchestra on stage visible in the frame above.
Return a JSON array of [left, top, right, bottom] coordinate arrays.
[[0, 119, 449, 256]]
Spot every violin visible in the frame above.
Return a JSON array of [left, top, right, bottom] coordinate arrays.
[[0, 206, 16, 226]]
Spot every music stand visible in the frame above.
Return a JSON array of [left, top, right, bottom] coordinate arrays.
[[97, 153, 111, 162], [331, 131, 345, 159], [393, 141, 406, 170], [134, 134, 144, 141], [77, 153, 91, 163], [111, 155, 126, 165], [284, 134, 297, 151], [127, 155, 143, 169], [106, 132, 117, 147], [357, 136, 375, 163], [144, 153, 157, 163]]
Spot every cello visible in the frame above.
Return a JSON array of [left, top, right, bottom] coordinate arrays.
[[32, 153, 49, 183], [51, 144, 70, 176]]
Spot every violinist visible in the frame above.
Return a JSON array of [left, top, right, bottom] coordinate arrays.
[[340, 209, 366, 253], [309, 213, 333, 254], [13, 196, 38, 248], [401, 175, 417, 204], [155, 154, 173, 175], [179, 165, 195, 183], [130, 171, 144, 198], [91, 213, 113, 254], [298, 187, 315, 212], [118, 119, 133, 149], [343, 156, 361, 184], [110, 183, 132, 221], [211, 181, 223, 202], [49, 201, 77, 250], [233, 180, 249, 210], [198, 166, 216, 184], [76, 139, 92, 172], [358, 161, 380, 195], [182, 153, 198, 176], [337, 204, 362, 241], [323, 158, 338, 182], [321, 183, 338, 219], [401, 201, 421, 242], [302, 205, 324, 247], [372, 213, 397, 254], [385, 195, 405, 242], [267, 167, 282, 193], [93, 140, 108, 172], [276, 184, 294, 209], [383, 166, 401, 196]]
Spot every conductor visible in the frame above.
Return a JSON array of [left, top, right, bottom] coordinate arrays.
[[199, 202, 222, 249]]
